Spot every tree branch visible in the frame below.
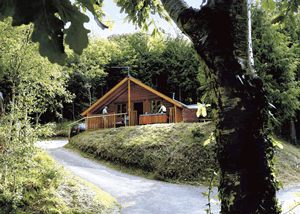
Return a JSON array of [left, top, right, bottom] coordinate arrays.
[[160, 0, 189, 23]]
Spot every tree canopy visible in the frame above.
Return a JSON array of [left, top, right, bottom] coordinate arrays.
[[2, 0, 300, 213]]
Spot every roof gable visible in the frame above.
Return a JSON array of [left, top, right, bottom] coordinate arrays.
[[81, 77, 183, 116]]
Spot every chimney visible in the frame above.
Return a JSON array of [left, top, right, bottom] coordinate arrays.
[[173, 93, 175, 100]]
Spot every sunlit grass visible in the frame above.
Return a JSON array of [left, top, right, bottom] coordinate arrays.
[[67, 122, 300, 187], [67, 122, 218, 186], [0, 148, 119, 213]]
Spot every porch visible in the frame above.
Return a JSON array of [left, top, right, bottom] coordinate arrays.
[[86, 112, 137, 130]]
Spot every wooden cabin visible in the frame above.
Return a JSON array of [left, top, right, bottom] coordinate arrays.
[[81, 76, 199, 130]]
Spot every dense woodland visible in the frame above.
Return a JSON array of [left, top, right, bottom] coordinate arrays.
[[1, 0, 300, 213], [0, 5, 299, 142]]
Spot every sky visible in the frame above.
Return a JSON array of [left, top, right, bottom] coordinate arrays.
[[83, 0, 201, 38]]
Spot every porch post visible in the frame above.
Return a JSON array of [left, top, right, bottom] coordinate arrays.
[[128, 78, 131, 126], [87, 112, 91, 131], [174, 105, 177, 123], [114, 113, 116, 128]]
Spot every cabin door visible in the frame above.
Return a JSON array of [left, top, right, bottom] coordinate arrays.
[[134, 102, 143, 124]]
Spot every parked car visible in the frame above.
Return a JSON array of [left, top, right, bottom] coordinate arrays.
[[70, 123, 86, 137]]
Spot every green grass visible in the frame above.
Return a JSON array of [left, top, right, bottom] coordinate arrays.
[[66, 122, 300, 187], [0, 148, 119, 214], [67, 122, 218, 185], [273, 136, 300, 187]]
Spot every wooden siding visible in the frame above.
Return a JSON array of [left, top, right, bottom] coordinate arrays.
[[143, 100, 151, 114], [183, 108, 198, 122], [112, 84, 161, 105], [130, 78, 183, 108], [139, 114, 167, 125], [129, 111, 138, 126], [175, 106, 183, 123], [169, 107, 175, 123]]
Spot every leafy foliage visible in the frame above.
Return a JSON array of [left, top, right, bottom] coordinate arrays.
[[63, 36, 113, 119], [54, 0, 90, 55], [0, 18, 73, 123], [0, 0, 92, 65], [266, 0, 299, 28], [252, 5, 300, 136], [0, 148, 118, 213], [114, 0, 171, 37], [0, 0, 171, 65]]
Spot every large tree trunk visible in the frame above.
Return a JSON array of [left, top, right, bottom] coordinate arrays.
[[161, 0, 280, 213]]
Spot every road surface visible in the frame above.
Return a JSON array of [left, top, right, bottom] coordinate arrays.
[[36, 140, 300, 214]]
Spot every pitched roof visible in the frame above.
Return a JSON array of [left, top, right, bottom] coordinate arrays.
[[81, 77, 183, 116]]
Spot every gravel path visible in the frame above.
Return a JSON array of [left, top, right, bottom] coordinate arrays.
[[36, 140, 300, 214]]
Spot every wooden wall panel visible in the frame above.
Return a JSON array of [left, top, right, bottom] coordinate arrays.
[[113, 90, 128, 104], [107, 104, 115, 114], [113, 84, 162, 104], [182, 108, 198, 122], [176, 106, 183, 123], [143, 100, 151, 114]]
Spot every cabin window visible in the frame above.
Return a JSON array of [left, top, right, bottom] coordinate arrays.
[[117, 104, 127, 117], [151, 100, 161, 113]]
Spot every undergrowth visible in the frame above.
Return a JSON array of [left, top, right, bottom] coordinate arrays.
[[0, 148, 118, 214]]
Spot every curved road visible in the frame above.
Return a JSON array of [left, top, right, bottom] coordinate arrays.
[[36, 140, 300, 214]]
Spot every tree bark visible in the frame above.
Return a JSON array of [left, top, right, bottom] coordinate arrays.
[[161, 0, 280, 213], [290, 120, 297, 145], [60, 107, 63, 130]]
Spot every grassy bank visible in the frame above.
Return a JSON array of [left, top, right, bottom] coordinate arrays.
[[0, 148, 119, 214], [67, 122, 218, 185], [67, 122, 300, 187], [273, 136, 300, 187]]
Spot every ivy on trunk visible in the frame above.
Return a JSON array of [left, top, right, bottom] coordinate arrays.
[[161, 0, 281, 213]]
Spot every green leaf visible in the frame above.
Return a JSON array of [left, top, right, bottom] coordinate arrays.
[[269, 0, 276, 11], [31, 6, 67, 65], [77, 0, 96, 15], [289, 14, 296, 28], [271, 15, 285, 25], [291, 2, 298, 13], [203, 138, 211, 146], [203, 132, 215, 146], [201, 191, 209, 197], [261, 0, 269, 11], [11, 0, 43, 26], [53, 0, 90, 55], [295, 192, 300, 197], [272, 140, 283, 149]]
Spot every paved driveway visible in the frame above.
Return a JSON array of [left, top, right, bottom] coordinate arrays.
[[36, 140, 300, 214]]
